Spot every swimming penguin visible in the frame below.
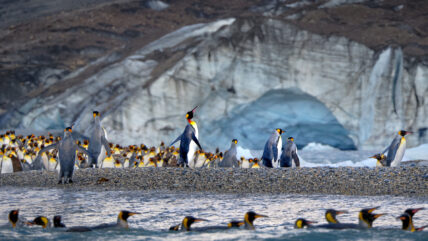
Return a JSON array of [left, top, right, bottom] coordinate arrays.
[[86, 111, 112, 168], [244, 211, 267, 230], [383, 130, 412, 167], [261, 129, 284, 168], [169, 216, 208, 231], [35, 127, 92, 184], [370, 153, 387, 167], [170, 106, 203, 167], [218, 139, 239, 168], [8, 210, 29, 228], [294, 218, 317, 229], [312, 207, 383, 229], [66, 211, 140, 232], [279, 137, 300, 167], [29, 216, 50, 228], [397, 213, 427, 232], [53, 215, 66, 228]]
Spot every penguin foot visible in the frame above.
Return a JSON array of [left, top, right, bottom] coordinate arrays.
[[58, 180, 64, 185], [68, 179, 73, 184]]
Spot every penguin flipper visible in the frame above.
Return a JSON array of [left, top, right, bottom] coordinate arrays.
[[191, 133, 203, 150], [385, 136, 401, 165], [101, 136, 111, 156], [37, 142, 59, 155], [170, 135, 182, 146], [292, 151, 300, 167]]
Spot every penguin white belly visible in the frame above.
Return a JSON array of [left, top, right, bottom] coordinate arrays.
[[42, 154, 49, 171], [1, 158, 13, 173], [391, 138, 406, 167], [187, 125, 198, 167], [97, 146, 106, 167], [274, 137, 282, 168], [241, 161, 250, 168], [102, 157, 115, 168]]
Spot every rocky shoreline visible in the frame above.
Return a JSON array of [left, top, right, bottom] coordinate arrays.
[[1, 167, 426, 196]]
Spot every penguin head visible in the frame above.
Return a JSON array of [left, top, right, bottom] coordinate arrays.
[[325, 209, 347, 224], [8, 210, 19, 228], [397, 213, 411, 230], [288, 137, 294, 142], [118, 210, 140, 222], [398, 130, 412, 136], [294, 218, 316, 229], [228, 220, 244, 228], [185, 106, 198, 120], [169, 224, 180, 231], [64, 127, 72, 136], [276, 128, 284, 135], [31, 216, 50, 228], [404, 208, 424, 218], [93, 111, 100, 118], [370, 153, 386, 166], [53, 215, 64, 228], [181, 216, 207, 231], [244, 211, 267, 227], [232, 139, 238, 145], [358, 207, 384, 228]]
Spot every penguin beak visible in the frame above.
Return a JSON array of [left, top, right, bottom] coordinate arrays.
[[254, 214, 268, 219], [194, 218, 208, 222], [412, 208, 424, 214], [128, 212, 141, 216], [397, 215, 406, 220], [336, 211, 348, 215], [191, 106, 198, 113], [373, 213, 384, 219], [368, 207, 380, 213], [405, 131, 413, 135], [306, 220, 317, 224]]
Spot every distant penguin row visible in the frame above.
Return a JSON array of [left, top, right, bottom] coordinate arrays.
[[7, 207, 426, 232], [0, 107, 412, 184]]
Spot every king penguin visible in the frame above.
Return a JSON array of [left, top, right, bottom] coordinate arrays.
[[279, 137, 300, 167], [261, 128, 284, 168], [383, 130, 412, 167], [218, 139, 239, 167], [86, 111, 112, 168], [170, 106, 203, 167], [36, 127, 92, 184]]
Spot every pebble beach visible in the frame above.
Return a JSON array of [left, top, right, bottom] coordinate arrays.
[[1, 167, 426, 196]]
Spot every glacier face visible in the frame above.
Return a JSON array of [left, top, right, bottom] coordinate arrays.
[[2, 17, 428, 150]]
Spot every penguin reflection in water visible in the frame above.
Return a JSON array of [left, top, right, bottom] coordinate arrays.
[[170, 106, 203, 167], [35, 127, 92, 184]]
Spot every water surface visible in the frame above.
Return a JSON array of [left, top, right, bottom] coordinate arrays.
[[0, 187, 426, 240]]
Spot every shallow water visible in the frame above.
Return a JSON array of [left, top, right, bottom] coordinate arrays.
[[0, 187, 426, 240]]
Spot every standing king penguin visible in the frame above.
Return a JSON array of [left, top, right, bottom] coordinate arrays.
[[279, 137, 300, 167], [86, 111, 112, 168], [36, 127, 92, 184], [170, 106, 203, 167], [261, 128, 284, 168], [383, 130, 412, 167], [218, 139, 239, 167]]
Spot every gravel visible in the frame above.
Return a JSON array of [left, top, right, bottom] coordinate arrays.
[[1, 167, 427, 196]]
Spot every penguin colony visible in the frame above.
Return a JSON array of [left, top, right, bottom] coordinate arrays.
[[5, 208, 426, 232], [0, 107, 413, 184]]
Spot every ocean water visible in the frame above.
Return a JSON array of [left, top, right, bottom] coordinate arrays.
[[0, 187, 426, 240]]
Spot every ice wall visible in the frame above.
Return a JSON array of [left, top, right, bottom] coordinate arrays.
[[1, 17, 427, 150]]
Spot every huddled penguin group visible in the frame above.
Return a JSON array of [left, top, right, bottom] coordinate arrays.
[[0, 107, 414, 184], [6, 207, 426, 233]]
